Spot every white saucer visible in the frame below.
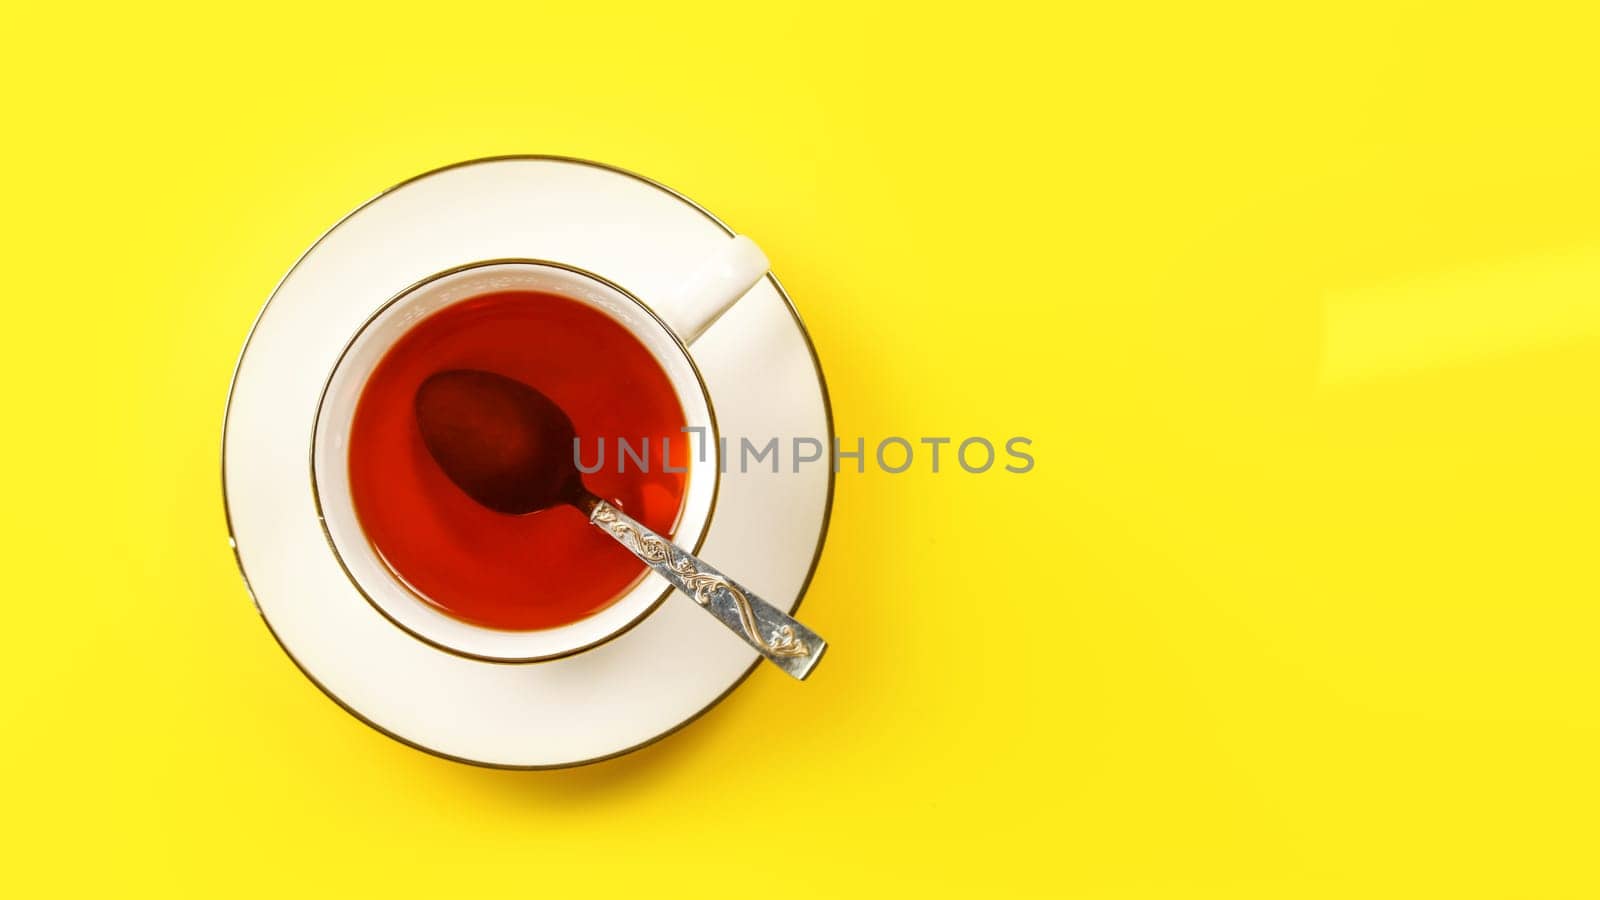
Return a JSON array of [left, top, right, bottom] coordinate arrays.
[[223, 156, 833, 768]]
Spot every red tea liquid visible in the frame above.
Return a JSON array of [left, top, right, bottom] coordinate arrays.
[[347, 290, 690, 631]]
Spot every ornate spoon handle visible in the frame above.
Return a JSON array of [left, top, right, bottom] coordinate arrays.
[[587, 499, 827, 680]]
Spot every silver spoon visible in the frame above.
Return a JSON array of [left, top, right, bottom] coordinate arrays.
[[414, 368, 827, 680]]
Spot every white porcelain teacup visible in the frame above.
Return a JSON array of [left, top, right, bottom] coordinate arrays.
[[311, 237, 769, 662]]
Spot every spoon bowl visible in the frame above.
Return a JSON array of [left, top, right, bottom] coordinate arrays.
[[415, 369, 585, 515]]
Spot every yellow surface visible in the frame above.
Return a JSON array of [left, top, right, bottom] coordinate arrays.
[[4, 2, 1599, 896]]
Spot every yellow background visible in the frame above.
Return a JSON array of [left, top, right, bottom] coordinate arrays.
[[4, 2, 1599, 896]]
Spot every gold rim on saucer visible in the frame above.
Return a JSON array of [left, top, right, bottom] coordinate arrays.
[[221, 154, 836, 769]]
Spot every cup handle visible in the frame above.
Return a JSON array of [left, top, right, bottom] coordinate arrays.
[[657, 235, 770, 344]]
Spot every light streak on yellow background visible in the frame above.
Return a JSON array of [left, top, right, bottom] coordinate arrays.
[[1322, 243, 1600, 384]]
